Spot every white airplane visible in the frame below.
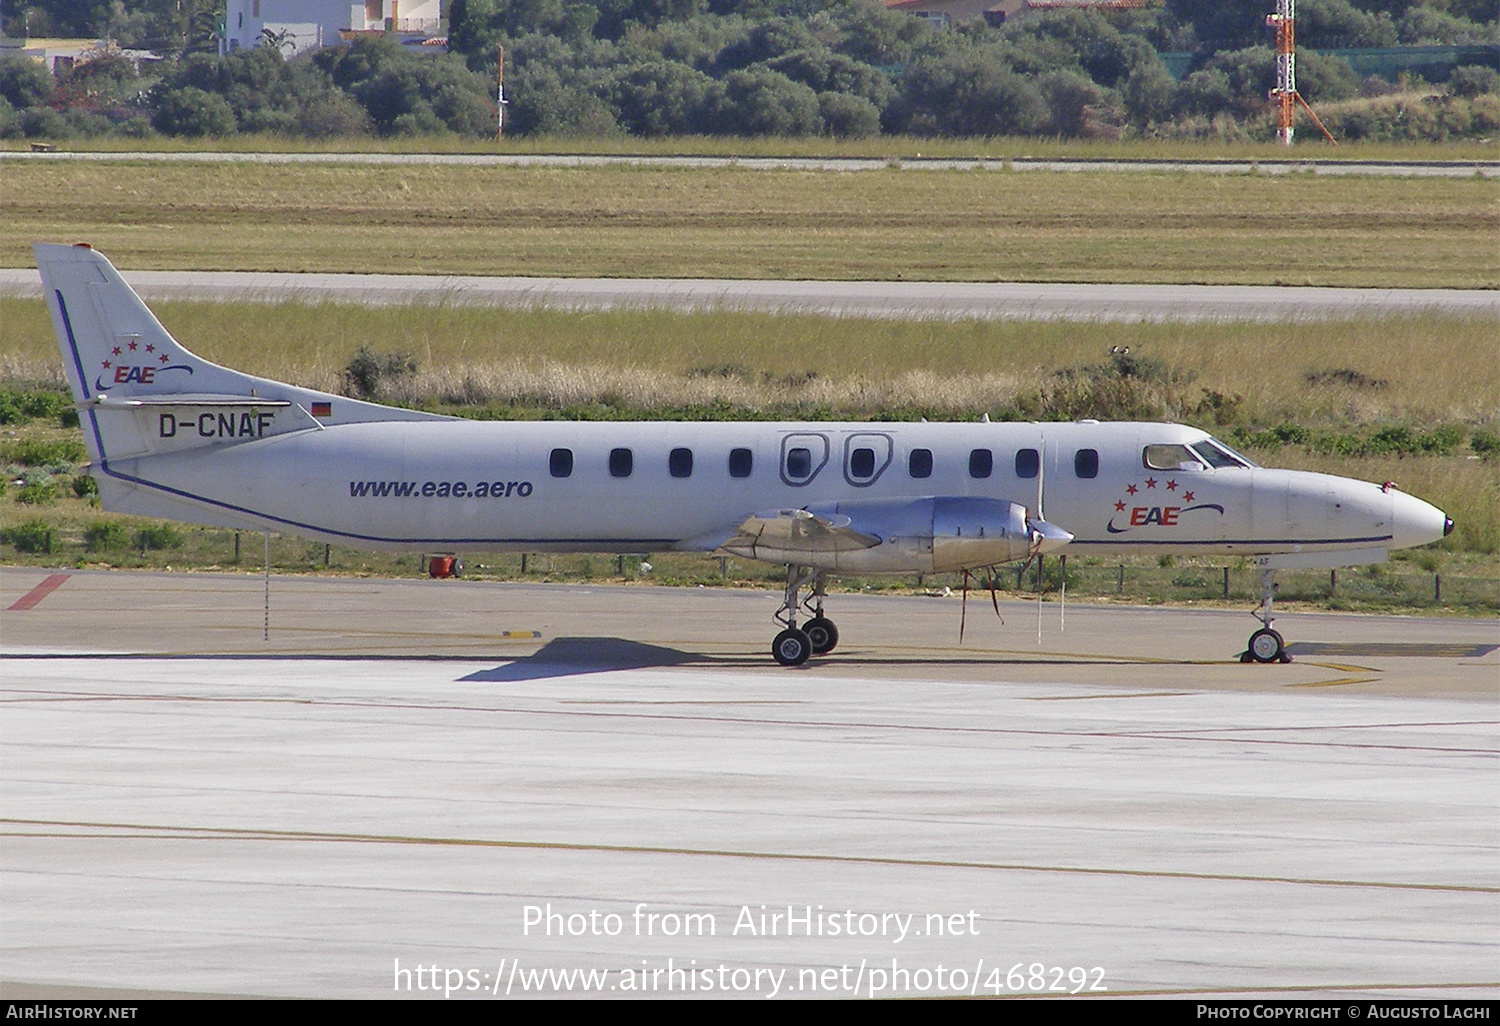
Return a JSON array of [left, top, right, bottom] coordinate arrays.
[[36, 242, 1454, 666]]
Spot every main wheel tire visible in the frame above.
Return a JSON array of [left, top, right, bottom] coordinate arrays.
[[802, 616, 839, 655], [772, 628, 812, 667], [1248, 627, 1285, 664]]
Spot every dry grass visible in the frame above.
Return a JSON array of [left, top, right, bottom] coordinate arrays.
[[2, 162, 1495, 286], [4, 133, 1497, 162], [378, 361, 1022, 416], [5, 299, 1497, 425]]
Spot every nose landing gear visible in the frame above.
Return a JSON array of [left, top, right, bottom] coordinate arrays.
[[1242, 566, 1292, 663]]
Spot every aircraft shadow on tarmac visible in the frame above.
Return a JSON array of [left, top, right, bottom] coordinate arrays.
[[452, 635, 1289, 681], [458, 637, 708, 681], [1284, 641, 1496, 658]]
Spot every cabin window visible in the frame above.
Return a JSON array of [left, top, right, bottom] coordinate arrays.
[[968, 448, 993, 479], [669, 447, 693, 478], [729, 447, 753, 478], [1015, 448, 1039, 479], [609, 447, 633, 478], [842, 432, 891, 487], [849, 447, 875, 479], [780, 433, 829, 485], [909, 448, 933, 478], [549, 448, 573, 478], [1074, 448, 1099, 479]]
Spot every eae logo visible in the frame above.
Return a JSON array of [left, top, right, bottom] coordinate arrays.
[[94, 341, 193, 391], [1105, 476, 1224, 534]]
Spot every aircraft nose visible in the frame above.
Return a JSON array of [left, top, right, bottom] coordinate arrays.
[[1389, 489, 1451, 550]]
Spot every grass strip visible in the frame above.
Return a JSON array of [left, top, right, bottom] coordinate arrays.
[[3, 163, 1495, 286]]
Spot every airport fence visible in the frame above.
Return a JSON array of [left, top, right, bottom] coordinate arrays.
[[991, 559, 1500, 612], [481, 551, 1500, 613]]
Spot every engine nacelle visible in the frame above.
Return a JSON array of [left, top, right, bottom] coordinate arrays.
[[722, 496, 1071, 574], [929, 496, 1040, 572]]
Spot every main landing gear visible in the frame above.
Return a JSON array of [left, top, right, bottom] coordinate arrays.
[[771, 564, 839, 666], [1241, 566, 1292, 664]]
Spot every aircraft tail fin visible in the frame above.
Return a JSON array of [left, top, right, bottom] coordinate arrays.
[[35, 242, 442, 466], [36, 243, 258, 415]]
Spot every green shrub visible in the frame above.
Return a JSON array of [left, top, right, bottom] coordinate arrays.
[[343, 345, 417, 399], [73, 474, 98, 499], [0, 389, 72, 425], [15, 470, 55, 504], [151, 86, 236, 137], [0, 437, 86, 465], [1416, 424, 1466, 455], [3, 518, 55, 553], [15, 483, 55, 504], [134, 523, 182, 551], [1237, 421, 1311, 449], [1471, 429, 1500, 459], [1305, 368, 1386, 389], [83, 520, 128, 551], [1189, 389, 1243, 425]]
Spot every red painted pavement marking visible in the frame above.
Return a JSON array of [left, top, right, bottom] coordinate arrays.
[[7, 573, 71, 611]]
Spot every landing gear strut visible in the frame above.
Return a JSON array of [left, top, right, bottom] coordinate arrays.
[[803, 573, 838, 654], [1242, 566, 1291, 663], [771, 564, 838, 666]]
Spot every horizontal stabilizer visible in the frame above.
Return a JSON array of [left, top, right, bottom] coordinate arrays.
[[84, 394, 295, 409]]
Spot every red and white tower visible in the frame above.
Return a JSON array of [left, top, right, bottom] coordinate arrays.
[[1267, 0, 1297, 145], [1266, 0, 1336, 146]]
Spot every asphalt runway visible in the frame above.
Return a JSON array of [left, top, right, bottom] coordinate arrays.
[[4, 150, 1496, 177], [3, 268, 1496, 322], [3, 569, 1496, 999]]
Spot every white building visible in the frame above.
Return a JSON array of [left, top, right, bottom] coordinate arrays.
[[220, 0, 446, 57], [0, 36, 162, 74]]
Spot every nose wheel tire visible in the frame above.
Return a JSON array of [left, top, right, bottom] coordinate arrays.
[[802, 616, 838, 655], [772, 628, 812, 667], [1246, 627, 1286, 664]]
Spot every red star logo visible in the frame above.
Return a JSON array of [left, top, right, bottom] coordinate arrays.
[[145, 344, 155, 352], [1166, 479, 1178, 491], [1114, 501, 1126, 511], [111, 346, 121, 355], [1126, 483, 1138, 495], [127, 341, 138, 350], [1184, 491, 1195, 502], [1145, 477, 1157, 489], [101, 360, 111, 369], [159, 354, 169, 363]]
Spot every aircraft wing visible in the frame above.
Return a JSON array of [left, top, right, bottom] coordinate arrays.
[[724, 508, 882, 561]]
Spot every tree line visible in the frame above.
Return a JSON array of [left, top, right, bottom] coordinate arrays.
[[1, 0, 1495, 142]]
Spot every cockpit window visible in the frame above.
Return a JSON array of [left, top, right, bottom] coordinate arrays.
[[1143, 444, 1202, 471], [1190, 438, 1258, 469]]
